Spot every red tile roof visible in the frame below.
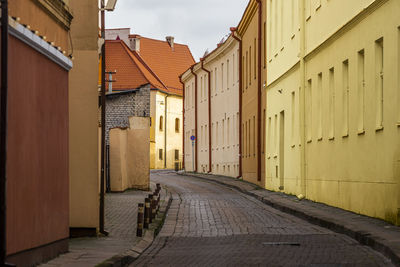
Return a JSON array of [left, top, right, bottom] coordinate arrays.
[[105, 35, 195, 96]]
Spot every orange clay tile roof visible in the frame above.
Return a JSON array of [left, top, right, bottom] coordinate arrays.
[[105, 36, 195, 96]]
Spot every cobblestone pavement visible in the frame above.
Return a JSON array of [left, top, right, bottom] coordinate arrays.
[[41, 189, 151, 267], [133, 171, 393, 266]]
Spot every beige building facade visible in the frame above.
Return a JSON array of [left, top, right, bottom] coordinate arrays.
[[68, 0, 100, 235], [182, 34, 240, 177], [265, 0, 400, 224]]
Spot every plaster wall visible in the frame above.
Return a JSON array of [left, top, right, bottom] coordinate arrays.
[[68, 0, 99, 231], [183, 76, 196, 172]]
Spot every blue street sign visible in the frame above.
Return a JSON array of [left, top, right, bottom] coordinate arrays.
[[190, 135, 196, 141]]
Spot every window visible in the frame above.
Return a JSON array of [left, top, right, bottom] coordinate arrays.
[[375, 38, 384, 129], [262, 109, 266, 153], [268, 117, 272, 157], [227, 59, 230, 90], [358, 49, 365, 133], [159, 116, 164, 131], [253, 116, 256, 156], [201, 76, 203, 100], [175, 118, 180, 133], [254, 38, 257, 79], [329, 68, 335, 139], [245, 121, 248, 156], [246, 50, 249, 87], [291, 91, 295, 145], [175, 150, 179, 161], [318, 73, 323, 140], [342, 60, 349, 137], [280, 0, 284, 47], [249, 46, 252, 85], [263, 22, 267, 67], [222, 119, 225, 146], [216, 122, 219, 146], [192, 82, 195, 108], [159, 149, 163, 160], [221, 63, 224, 92], [398, 28, 400, 124], [306, 79, 312, 141], [274, 114, 278, 155], [215, 67, 218, 95], [233, 53, 235, 85]]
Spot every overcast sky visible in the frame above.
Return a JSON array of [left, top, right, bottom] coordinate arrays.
[[106, 0, 249, 61]]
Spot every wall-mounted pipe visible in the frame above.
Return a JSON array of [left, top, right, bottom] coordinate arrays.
[[190, 67, 198, 172], [179, 77, 185, 170], [256, 0, 262, 182], [200, 60, 212, 173], [231, 28, 243, 179], [164, 95, 168, 169], [0, 0, 9, 264]]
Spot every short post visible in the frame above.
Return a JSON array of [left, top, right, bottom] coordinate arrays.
[[151, 194, 157, 219], [144, 198, 150, 229], [136, 203, 144, 237], [148, 194, 153, 223]]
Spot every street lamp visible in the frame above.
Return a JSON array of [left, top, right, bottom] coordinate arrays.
[[99, 0, 117, 236]]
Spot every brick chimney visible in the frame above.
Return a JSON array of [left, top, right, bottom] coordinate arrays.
[[166, 36, 174, 50], [129, 35, 141, 52]]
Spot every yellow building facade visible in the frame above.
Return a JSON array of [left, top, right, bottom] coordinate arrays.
[[182, 34, 240, 177], [150, 91, 183, 170], [265, 0, 400, 224]]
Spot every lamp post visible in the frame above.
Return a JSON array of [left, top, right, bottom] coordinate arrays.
[[100, 0, 117, 236]]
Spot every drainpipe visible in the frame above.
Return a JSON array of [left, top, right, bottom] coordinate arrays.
[[0, 0, 9, 265], [99, 0, 107, 236], [164, 95, 168, 169], [190, 67, 198, 172], [256, 0, 262, 182], [299, 0, 307, 196], [231, 28, 242, 179], [179, 77, 185, 170], [200, 60, 212, 173]]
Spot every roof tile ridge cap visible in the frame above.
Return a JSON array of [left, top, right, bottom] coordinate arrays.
[[119, 41, 156, 88], [129, 48, 169, 90]]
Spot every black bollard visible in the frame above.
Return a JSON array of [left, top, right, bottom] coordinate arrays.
[[137, 203, 144, 237], [144, 198, 150, 229], [148, 194, 153, 223], [151, 194, 157, 219]]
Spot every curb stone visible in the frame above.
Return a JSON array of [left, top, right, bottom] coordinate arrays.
[[179, 171, 400, 266], [95, 187, 173, 267]]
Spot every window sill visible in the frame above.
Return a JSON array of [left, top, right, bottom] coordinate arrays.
[[357, 130, 365, 135], [317, 137, 323, 142], [376, 126, 384, 132], [342, 133, 349, 138], [316, 4, 321, 11], [328, 136, 335, 141], [291, 33, 295, 40], [306, 15, 311, 22], [273, 155, 278, 159], [291, 144, 295, 148], [397, 123, 400, 127], [280, 46, 284, 52], [307, 139, 312, 144]]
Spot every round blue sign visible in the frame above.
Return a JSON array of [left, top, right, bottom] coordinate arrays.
[[190, 135, 196, 141]]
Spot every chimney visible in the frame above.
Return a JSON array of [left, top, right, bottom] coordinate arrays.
[[129, 35, 141, 52], [166, 36, 174, 50]]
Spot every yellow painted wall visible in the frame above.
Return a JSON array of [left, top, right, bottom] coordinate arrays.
[[265, 0, 400, 224], [109, 128, 128, 192], [68, 0, 99, 230], [151, 91, 183, 169]]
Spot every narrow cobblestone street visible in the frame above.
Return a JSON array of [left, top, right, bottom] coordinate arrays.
[[133, 171, 393, 266]]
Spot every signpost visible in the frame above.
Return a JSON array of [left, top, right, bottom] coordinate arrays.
[[190, 135, 196, 172]]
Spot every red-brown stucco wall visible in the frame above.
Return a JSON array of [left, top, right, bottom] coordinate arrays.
[[6, 35, 69, 256]]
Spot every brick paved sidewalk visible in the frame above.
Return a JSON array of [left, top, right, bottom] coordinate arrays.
[[180, 171, 400, 266], [40, 186, 154, 267]]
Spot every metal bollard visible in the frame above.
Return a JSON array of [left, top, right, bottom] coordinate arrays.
[[148, 194, 153, 223], [151, 194, 157, 219], [137, 203, 144, 237], [156, 183, 161, 191], [144, 198, 150, 229]]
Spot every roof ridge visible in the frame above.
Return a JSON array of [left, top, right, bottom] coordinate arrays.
[[116, 41, 155, 88], [140, 36, 190, 47], [120, 41, 168, 90]]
